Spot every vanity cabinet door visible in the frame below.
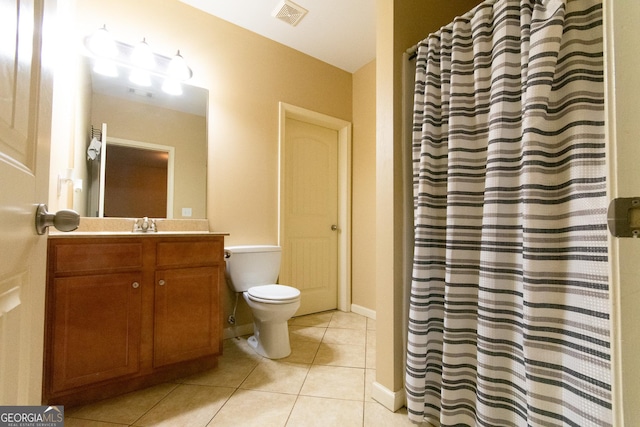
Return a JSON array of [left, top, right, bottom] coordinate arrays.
[[49, 272, 142, 393], [153, 266, 222, 367]]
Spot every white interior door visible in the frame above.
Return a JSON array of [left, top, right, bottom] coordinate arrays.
[[281, 118, 339, 315], [0, 0, 54, 404]]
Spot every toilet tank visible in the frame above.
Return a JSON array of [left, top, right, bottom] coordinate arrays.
[[224, 245, 282, 292]]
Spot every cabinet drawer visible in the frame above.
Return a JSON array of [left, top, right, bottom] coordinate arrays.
[[52, 242, 143, 274], [156, 238, 223, 268]]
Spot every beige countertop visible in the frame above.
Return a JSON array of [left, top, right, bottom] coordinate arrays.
[[48, 230, 229, 238], [48, 217, 229, 238]]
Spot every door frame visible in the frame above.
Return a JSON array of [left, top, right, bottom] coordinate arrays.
[[604, 0, 638, 425], [101, 136, 175, 218], [277, 102, 352, 312]]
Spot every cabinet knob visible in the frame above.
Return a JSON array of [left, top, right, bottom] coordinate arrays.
[[132, 282, 140, 289], [158, 280, 166, 286]]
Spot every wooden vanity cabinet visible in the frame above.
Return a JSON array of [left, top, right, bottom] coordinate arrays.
[[50, 271, 143, 392], [43, 235, 225, 407], [154, 239, 223, 367]]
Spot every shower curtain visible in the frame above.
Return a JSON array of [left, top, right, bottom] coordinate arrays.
[[405, 1, 610, 426]]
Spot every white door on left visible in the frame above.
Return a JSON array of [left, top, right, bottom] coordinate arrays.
[[0, 0, 55, 404]]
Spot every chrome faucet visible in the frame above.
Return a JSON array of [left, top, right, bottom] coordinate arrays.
[[133, 217, 157, 233]]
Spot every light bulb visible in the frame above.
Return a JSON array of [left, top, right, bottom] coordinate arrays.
[[93, 58, 118, 77], [131, 38, 155, 70], [162, 78, 183, 95], [167, 51, 192, 81], [88, 25, 117, 58], [129, 69, 151, 87]]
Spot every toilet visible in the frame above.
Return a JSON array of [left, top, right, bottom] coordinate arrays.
[[224, 245, 301, 359]]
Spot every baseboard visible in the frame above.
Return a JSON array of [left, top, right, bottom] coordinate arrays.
[[350, 304, 376, 320], [223, 323, 254, 340], [225, 307, 375, 339], [371, 381, 406, 412]]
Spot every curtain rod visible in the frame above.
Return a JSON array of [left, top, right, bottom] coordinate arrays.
[[405, 0, 495, 62], [406, 44, 418, 61]]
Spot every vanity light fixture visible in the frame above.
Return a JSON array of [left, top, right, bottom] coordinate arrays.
[[161, 78, 183, 96], [88, 25, 117, 58], [129, 68, 152, 87], [167, 50, 191, 81], [88, 25, 118, 77], [131, 38, 155, 70], [92, 58, 119, 78], [160, 50, 192, 95], [84, 27, 193, 95]]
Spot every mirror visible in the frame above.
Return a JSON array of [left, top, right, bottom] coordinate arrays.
[[74, 53, 208, 219]]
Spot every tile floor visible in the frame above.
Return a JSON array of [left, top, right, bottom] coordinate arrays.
[[64, 311, 427, 427]]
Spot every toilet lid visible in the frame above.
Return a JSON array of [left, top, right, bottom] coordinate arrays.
[[247, 285, 301, 302]]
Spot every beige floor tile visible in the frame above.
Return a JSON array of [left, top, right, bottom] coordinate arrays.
[[286, 396, 363, 427], [300, 365, 364, 401], [289, 325, 326, 342], [64, 419, 128, 427], [328, 311, 367, 330], [65, 383, 178, 425], [282, 338, 321, 364], [366, 329, 376, 369], [133, 384, 234, 427], [364, 402, 432, 426], [367, 318, 377, 330], [208, 389, 296, 426], [314, 342, 365, 368], [365, 369, 376, 402], [365, 350, 376, 369], [179, 356, 259, 388], [223, 336, 263, 361], [64, 311, 378, 427], [290, 311, 334, 327], [322, 327, 366, 346], [366, 329, 376, 347], [240, 359, 310, 394]]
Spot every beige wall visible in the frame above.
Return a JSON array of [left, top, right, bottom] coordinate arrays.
[[374, 0, 483, 404], [68, 0, 352, 245], [52, 1, 353, 330], [352, 60, 377, 312], [50, 0, 487, 393], [44, 0, 640, 420]]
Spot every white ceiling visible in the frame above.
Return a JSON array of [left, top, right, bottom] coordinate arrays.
[[178, 0, 376, 73]]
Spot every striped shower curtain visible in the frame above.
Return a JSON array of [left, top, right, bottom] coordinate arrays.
[[405, 1, 610, 426]]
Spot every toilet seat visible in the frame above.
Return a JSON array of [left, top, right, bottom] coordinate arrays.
[[246, 284, 301, 304]]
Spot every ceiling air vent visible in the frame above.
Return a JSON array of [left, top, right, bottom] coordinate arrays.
[[272, 0, 308, 27]]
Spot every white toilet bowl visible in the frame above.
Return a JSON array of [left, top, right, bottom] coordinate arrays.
[[243, 284, 301, 358], [224, 246, 301, 359]]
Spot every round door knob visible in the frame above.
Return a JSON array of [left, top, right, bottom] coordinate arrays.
[[35, 204, 80, 235], [132, 282, 140, 289], [158, 280, 166, 286], [331, 224, 338, 231]]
